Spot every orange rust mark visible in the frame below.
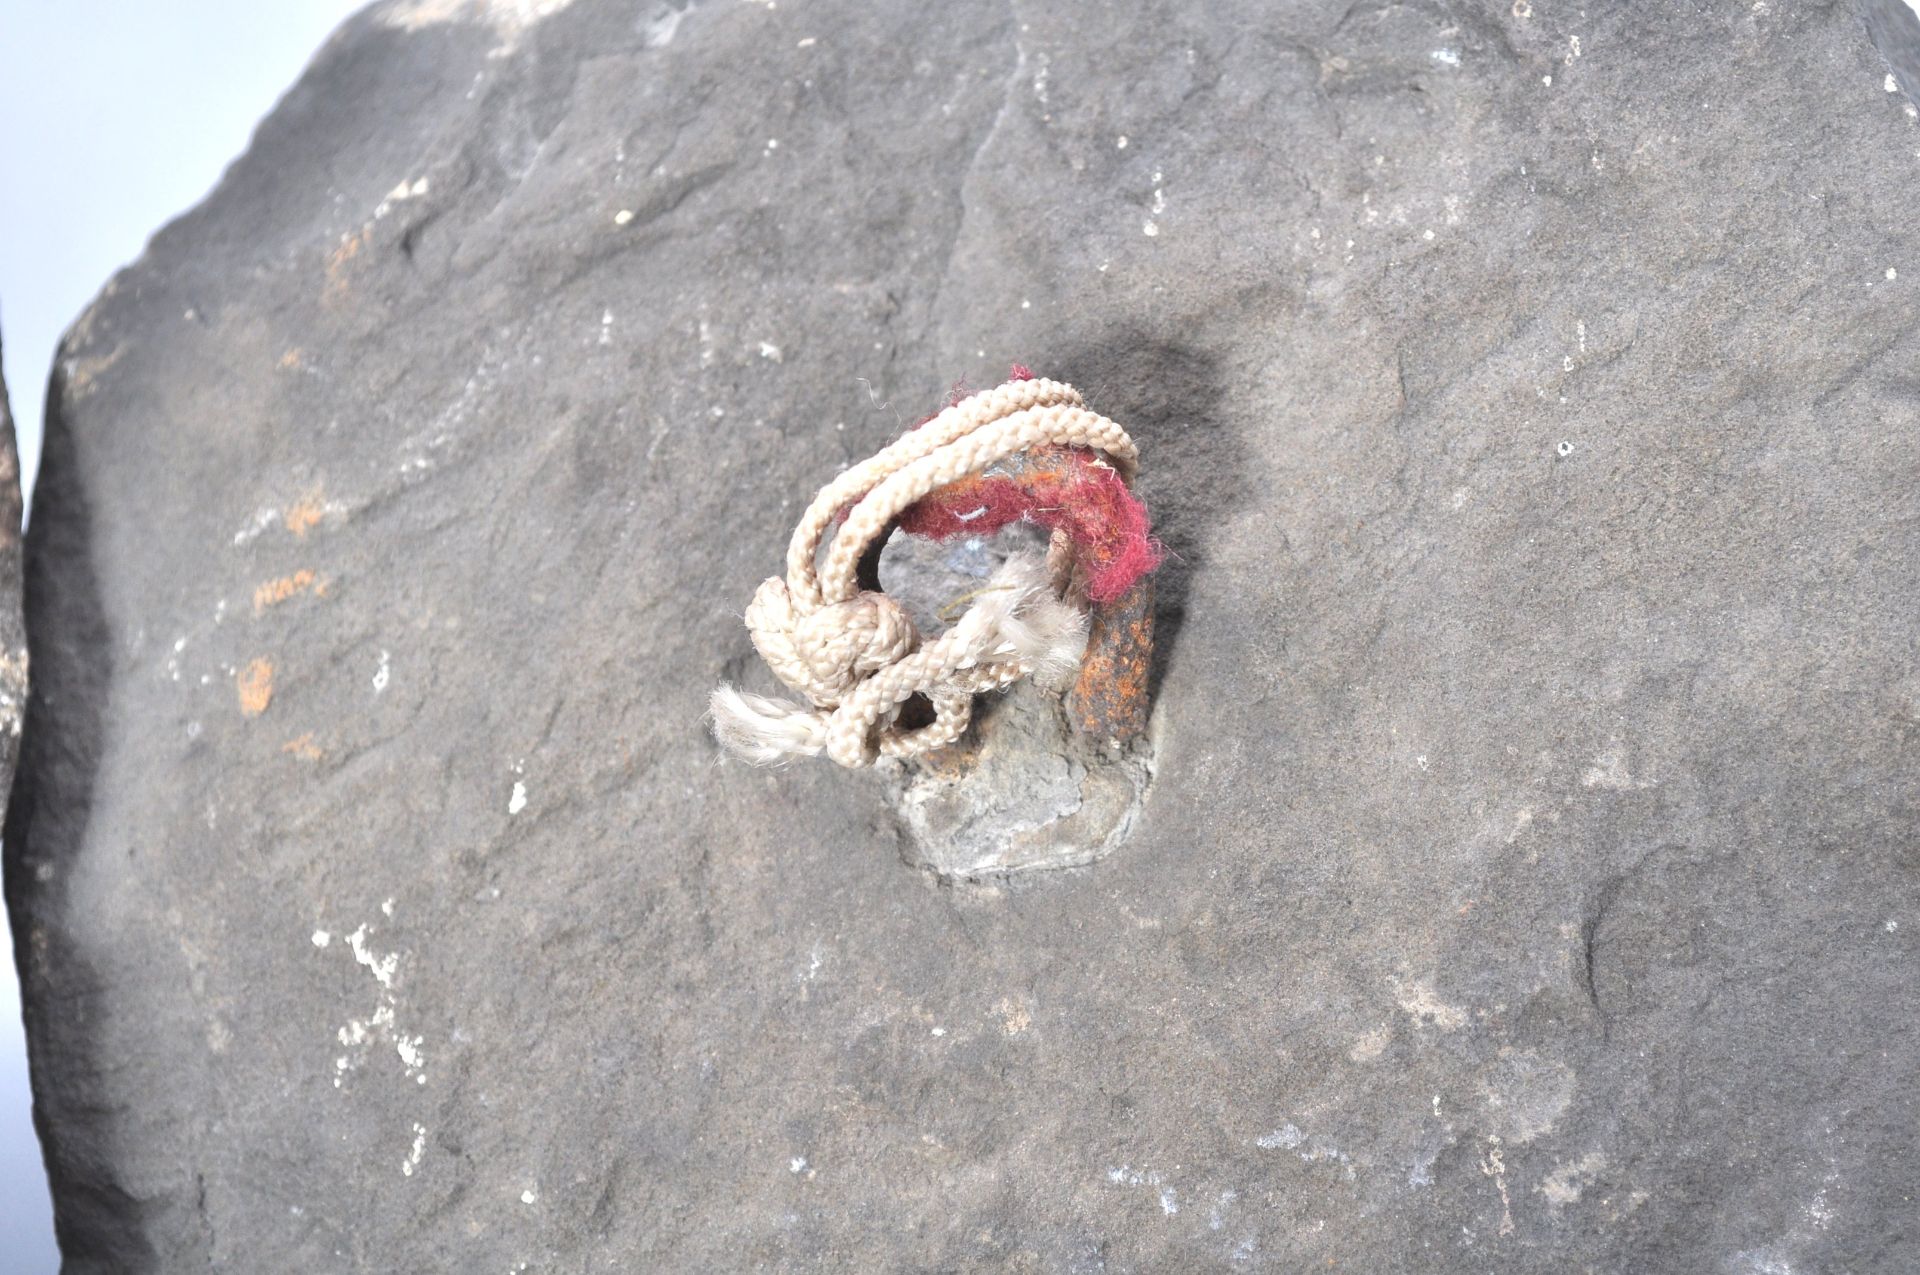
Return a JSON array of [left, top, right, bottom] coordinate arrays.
[[253, 569, 324, 614], [278, 347, 304, 370], [324, 230, 366, 303], [1067, 577, 1154, 744], [281, 733, 322, 761], [284, 489, 327, 537], [237, 658, 275, 717]]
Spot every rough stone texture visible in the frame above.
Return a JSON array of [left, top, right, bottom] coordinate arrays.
[[8, 1, 1920, 1270], [0, 337, 27, 758]]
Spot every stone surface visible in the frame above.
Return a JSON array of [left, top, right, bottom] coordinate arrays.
[[8, 0, 1920, 1270], [0, 336, 27, 761]]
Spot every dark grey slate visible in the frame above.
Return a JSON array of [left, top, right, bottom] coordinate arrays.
[[8, 1, 1920, 1271]]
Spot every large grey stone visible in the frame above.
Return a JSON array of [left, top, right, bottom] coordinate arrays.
[[8, 0, 1920, 1270]]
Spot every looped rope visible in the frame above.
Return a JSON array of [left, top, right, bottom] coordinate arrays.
[[710, 376, 1140, 768]]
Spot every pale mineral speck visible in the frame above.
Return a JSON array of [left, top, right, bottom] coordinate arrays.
[[508, 781, 528, 815], [520, 1187, 538, 1204], [613, 209, 634, 225], [1889, 73, 1901, 93], [311, 930, 332, 949], [789, 1157, 807, 1173], [1142, 220, 1159, 237], [372, 650, 391, 694], [757, 340, 783, 362], [1886, 267, 1898, 281]]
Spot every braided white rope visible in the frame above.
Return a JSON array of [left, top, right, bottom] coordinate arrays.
[[709, 377, 1139, 768]]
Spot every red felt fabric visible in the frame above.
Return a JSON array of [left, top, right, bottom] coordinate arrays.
[[848, 368, 1163, 605]]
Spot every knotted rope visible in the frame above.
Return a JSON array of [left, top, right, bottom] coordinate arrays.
[[710, 376, 1141, 768]]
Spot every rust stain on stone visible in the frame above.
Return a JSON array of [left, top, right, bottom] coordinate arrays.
[[284, 489, 327, 537], [281, 732, 322, 761], [1067, 577, 1154, 744], [237, 658, 275, 717], [324, 231, 366, 303], [253, 569, 326, 614]]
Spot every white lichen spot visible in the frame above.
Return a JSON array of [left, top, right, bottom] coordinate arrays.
[[1808, 1186, 1836, 1231], [233, 506, 279, 547], [379, 0, 578, 53], [1581, 737, 1651, 790], [1431, 48, 1460, 66], [348, 925, 399, 989], [520, 1187, 538, 1205], [599, 309, 614, 345], [1142, 220, 1160, 237], [373, 178, 430, 219], [757, 341, 784, 362], [1543, 74, 1553, 86], [402, 1123, 427, 1177], [1159, 1187, 1178, 1215], [0, 647, 29, 738], [1538, 1151, 1607, 1207], [382, 898, 395, 918], [1116, 134, 1129, 149], [1889, 73, 1901, 94], [1256, 1124, 1305, 1150], [1482, 1136, 1517, 1236], [508, 781, 528, 815], [333, 919, 427, 1085], [613, 209, 635, 226], [789, 1157, 807, 1174], [312, 930, 332, 949], [1390, 973, 1469, 1031], [1886, 267, 1898, 281], [1349, 1024, 1393, 1061], [372, 650, 391, 694]]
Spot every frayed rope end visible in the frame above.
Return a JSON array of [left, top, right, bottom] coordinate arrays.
[[709, 684, 827, 765]]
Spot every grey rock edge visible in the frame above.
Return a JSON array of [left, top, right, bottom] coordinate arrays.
[[0, 335, 27, 763], [6, 1, 1920, 1271]]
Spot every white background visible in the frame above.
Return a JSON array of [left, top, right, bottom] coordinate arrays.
[[0, 2, 369, 1265]]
